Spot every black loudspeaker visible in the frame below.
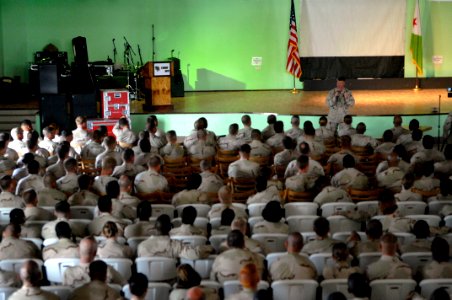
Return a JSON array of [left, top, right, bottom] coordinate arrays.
[[71, 93, 97, 119], [38, 64, 59, 94], [40, 94, 69, 130], [171, 71, 185, 97], [72, 36, 89, 65]]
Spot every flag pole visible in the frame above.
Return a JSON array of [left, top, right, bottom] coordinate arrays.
[[291, 74, 298, 94]]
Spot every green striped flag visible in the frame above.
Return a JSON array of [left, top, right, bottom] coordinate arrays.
[[410, 0, 423, 75]]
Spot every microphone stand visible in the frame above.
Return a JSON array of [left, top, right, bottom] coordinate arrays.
[[112, 38, 117, 63], [138, 44, 143, 67], [152, 24, 156, 61], [124, 37, 136, 69], [438, 94, 442, 150]]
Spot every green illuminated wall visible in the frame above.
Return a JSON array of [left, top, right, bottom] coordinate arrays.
[[0, 0, 452, 90]]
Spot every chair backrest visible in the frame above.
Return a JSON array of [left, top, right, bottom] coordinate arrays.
[[332, 231, 367, 242], [171, 235, 207, 247], [284, 203, 318, 218], [369, 279, 417, 300], [24, 220, 47, 232], [248, 203, 268, 217], [445, 216, 452, 228], [209, 234, 227, 253], [326, 215, 361, 234], [209, 218, 221, 229], [393, 232, 415, 245], [356, 201, 379, 216], [301, 232, 317, 244], [0, 287, 17, 300], [127, 237, 147, 254], [407, 215, 441, 227], [0, 207, 14, 225], [200, 280, 221, 291], [428, 201, 451, 215], [358, 252, 381, 272], [266, 252, 287, 270], [248, 216, 264, 229], [271, 279, 318, 300], [400, 252, 432, 274], [172, 217, 209, 232], [44, 258, 81, 283], [285, 189, 315, 202], [0, 258, 43, 275], [320, 279, 354, 300], [251, 234, 287, 254], [309, 253, 334, 275], [43, 238, 59, 247], [22, 237, 43, 249], [223, 280, 269, 299], [419, 279, 452, 299], [151, 204, 175, 220], [70, 206, 95, 220], [135, 257, 177, 281], [321, 202, 356, 217], [397, 201, 427, 216], [176, 204, 211, 218], [180, 255, 217, 279], [122, 283, 172, 300], [102, 258, 133, 281], [41, 285, 72, 300], [287, 216, 318, 233]]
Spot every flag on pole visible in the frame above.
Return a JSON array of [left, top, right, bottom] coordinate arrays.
[[286, 0, 302, 78], [410, 0, 423, 76]]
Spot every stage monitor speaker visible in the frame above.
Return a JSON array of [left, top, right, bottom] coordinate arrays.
[[71, 93, 98, 119], [40, 94, 69, 130], [171, 70, 185, 97], [72, 36, 89, 65], [38, 64, 59, 94]]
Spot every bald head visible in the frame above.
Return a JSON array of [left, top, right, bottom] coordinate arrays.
[[186, 287, 205, 300], [231, 217, 247, 235], [79, 236, 98, 263], [285, 232, 304, 253], [218, 185, 232, 205], [20, 260, 42, 287], [119, 175, 132, 192]]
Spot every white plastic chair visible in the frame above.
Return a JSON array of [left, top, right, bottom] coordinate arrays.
[[401, 252, 432, 273], [102, 258, 133, 281], [127, 236, 147, 254], [171, 235, 207, 247], [0, 258, 43, 275], [248, 203, 267, 217], [209, 217, 221, 229], [327, 215, 361, 234], [151, 204, 175, 220], [135, 257, 177, 281], [320, 279, 354, 300], [271, 279, 318, 300], [211, 202, 246, 211], [70, 206, 95, 219], [321, 202, 356, 217], [356, 201, 379, 215], [44, 258, 81, 283], [358, 252, 381, 272], [122, 283, 171, 300], [287, 215, 318, 233], [420, 279, 452, 299], [223, 280, 269, 299], [266, 252, 287, 270], [251, 233, 287, 254], [172, 217, 209, 232], [41, 206, 54, 214], [209, 234, 227, 253], [248, 216, 264, 229], [332, 231, 367, 242], [284, 202, 319, 218], [309, 253, 334, 275], [428, 201, 451, 215], [397, 201, 427, 216], [301, 232, 317, 244], [22, 237, 43, 249], [43, 238, 59, 247], [24, 220, 47, 232], [180, 255, 217, 279], [41, 285, 72, 300], [393, 232, 415, 245], [445, 215, 452, 228], [94, 236, 126, 244], [0, 287, 17, 300], [176, 204, 211, 218], [200, 280, 221, 292], [369, 279, 417, 300], [407, 215, 441, 227], [0, 207, 14, 225]]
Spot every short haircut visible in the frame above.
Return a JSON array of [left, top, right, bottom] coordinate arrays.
[[303, 124, 315, 136], [148, 156, 161, 168], [78, 174, 92, 190], [166, 130, 177, 139], [55, 200, 70, 214], [129, 273, 149, 297], [273, 121, 284, 133], [327, 292, 347, 300], [181, 206, 197, 225], [356, 122, 366, 134], [227, 229, 245, 248], [422, 161, 435, 177], [229, 123, 239, 135], [155, 214, 172, 235], [291, 115, 300, 125], [241, 115, 251, 126], [408, 119, 420, 131], [102, 221, 118, 238], [255, 175, 268, 192], [319, 116, 328, 126], [251, 129, 262, 140], [200, 159, 211, 171], [340, 135, 352, 147], [64, 158, 78, 172], [365, 219, 383, 240], [27, 160, 40, 174], [92, 130, 102, 141], [21, 260, 42, 286], [9, 208, 25, 225], [239, 144, 251, 154], [267, 114, 277, 125], [23, 189, 37, 204], [97, 195, 112, 213], [262, 201, 283, 223], [382, 130, 394, 142], [176, 264, 202, 289], [432, 237, 450, 263], [282, 136, 295, 150], [299, 142, 310, 155], [313, 217, 330, 237], [343, 115, 353, 125], [104, 136, 117, 147], [118, 118, 129, 127], [75, 116, 87, 125], [220, 208, 236, 226], [137, 201, 152, 221], [380, 232, 398, 245], [332, 242, 349, 262], [123, 148, 135, 161], [342, 154, 355, 168], [106, 180, 120, 198], [55, 221, 72, 239], [102, 157, 117, 170], [89, 260, 108, 282], [296, 155, 309, 170], [411, 128, 423, 141], [412, 220, 430, 239], [187, 174, 202, 190], [348, 272, 370, 298], [422, 135, 435, 150], [0, 175, 12, 190]]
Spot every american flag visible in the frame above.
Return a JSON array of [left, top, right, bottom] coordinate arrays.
[[286, 0, 302, 78]]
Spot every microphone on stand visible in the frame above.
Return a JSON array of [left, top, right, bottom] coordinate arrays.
[[171, 49, 175, 58]]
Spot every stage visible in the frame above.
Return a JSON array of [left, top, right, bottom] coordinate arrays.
[[131, 88, 452, 116]]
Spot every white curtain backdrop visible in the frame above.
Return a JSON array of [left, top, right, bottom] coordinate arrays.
[[299, 0, 406, 57]]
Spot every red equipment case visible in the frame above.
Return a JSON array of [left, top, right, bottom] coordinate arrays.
[[101, 89, 130, 119], [86, 118, 118, 136]]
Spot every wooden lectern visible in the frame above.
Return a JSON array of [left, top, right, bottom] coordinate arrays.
[[141, 61, 173, 110]]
